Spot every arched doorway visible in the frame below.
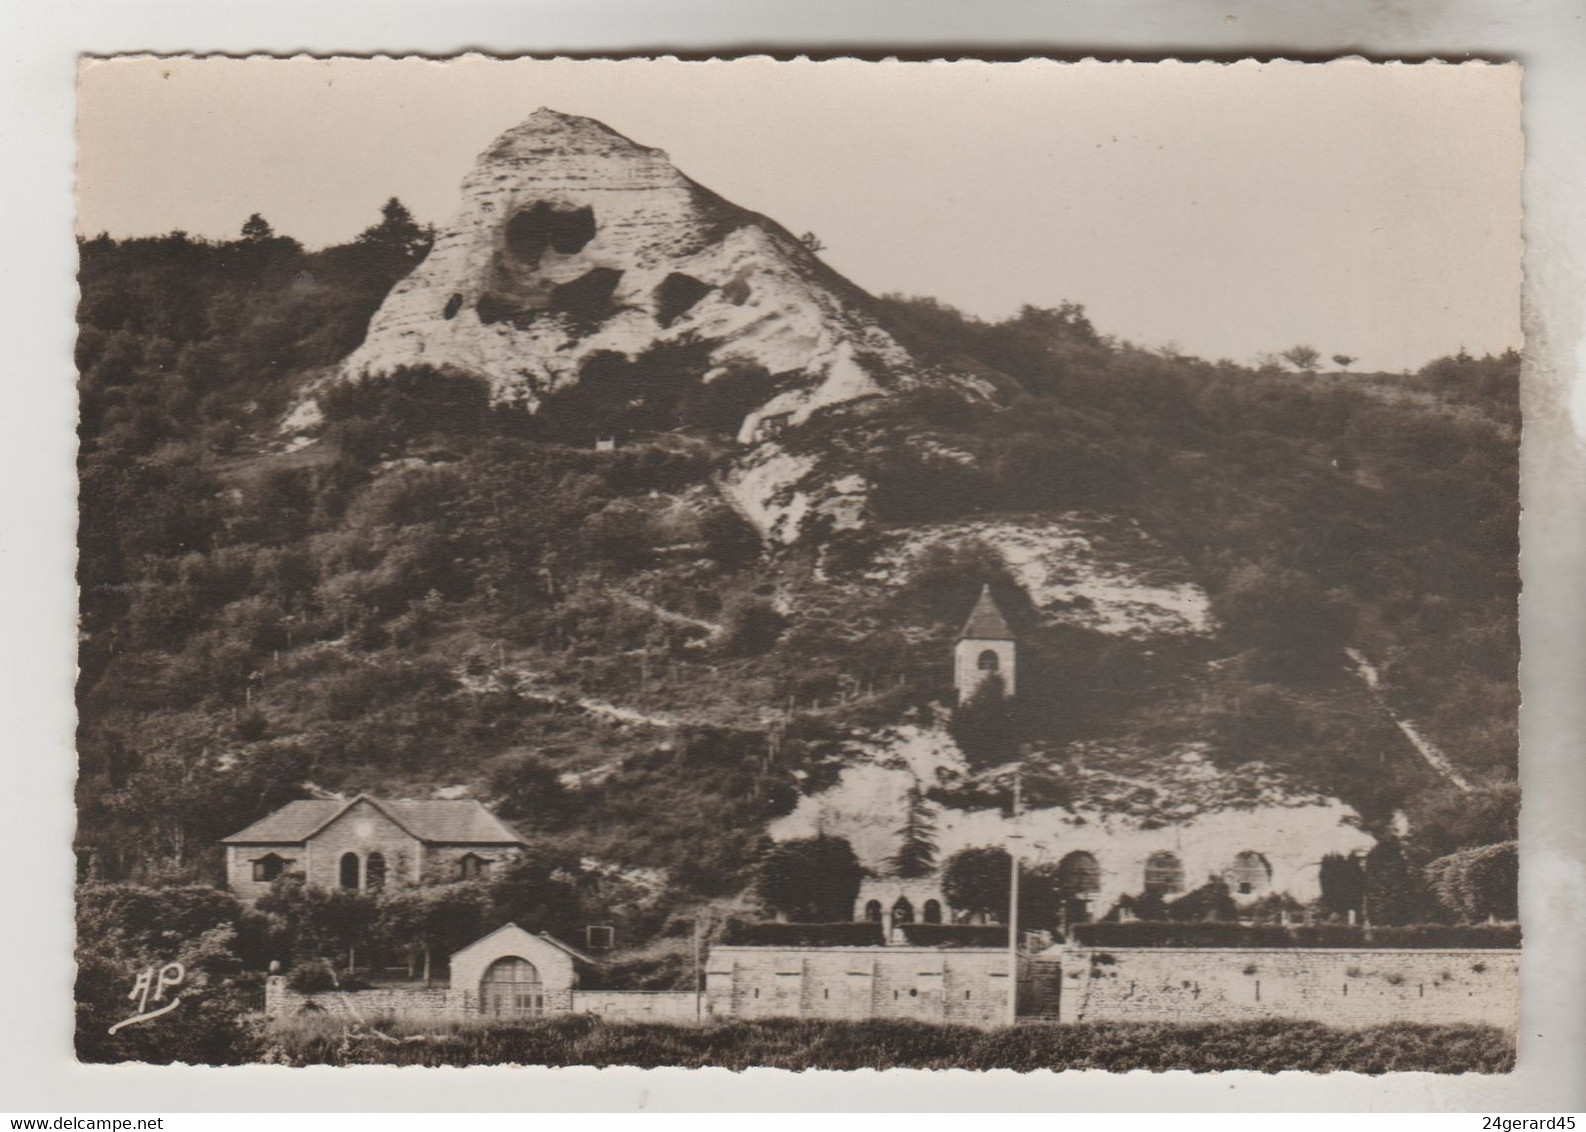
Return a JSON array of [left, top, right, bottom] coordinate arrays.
[[863, 900, 883, 923], [890, 897, 914, 940], [923, 899, 943, 924], [1057, 851, 1102, 926], [1143, 851, 1185, 898], [365, 852, 386, 890], [1227, 851, 1272, 897], [479, 956, 543, 1017], [339, 852, 360, 889]]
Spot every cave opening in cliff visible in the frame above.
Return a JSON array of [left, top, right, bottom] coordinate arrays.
[[654, 272, 713, 327], [550, 268, 624, 328], [505, 202, 597, 266]]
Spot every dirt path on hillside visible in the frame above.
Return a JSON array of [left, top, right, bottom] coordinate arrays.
[[1345, 648, 1473, 792], [611, 592, 723, 638], [458, 665, 684, 730]]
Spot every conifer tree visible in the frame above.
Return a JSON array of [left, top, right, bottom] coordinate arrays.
[[240, 212, 275, 242], [887, 782, 939, 878]]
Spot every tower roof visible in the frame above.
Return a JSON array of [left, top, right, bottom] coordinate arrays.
[[959, 585, 1015, 641]]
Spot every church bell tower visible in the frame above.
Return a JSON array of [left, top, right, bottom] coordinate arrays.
[[954, 584, 1016, 701]]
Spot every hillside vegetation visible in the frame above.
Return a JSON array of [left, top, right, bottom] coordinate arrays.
[[75, 220, 1519, 940]]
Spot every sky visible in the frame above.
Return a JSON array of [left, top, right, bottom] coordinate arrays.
[[76, 57, 1523, 374]]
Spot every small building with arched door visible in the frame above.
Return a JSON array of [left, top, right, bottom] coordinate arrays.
[[854, 877, 947, 943], [449, 923, 594, 1016]]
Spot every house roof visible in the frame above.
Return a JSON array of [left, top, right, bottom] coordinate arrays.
[[959, 585, 1015, 641], [449, 922, 600, 966], [221, 795, 529, 846]]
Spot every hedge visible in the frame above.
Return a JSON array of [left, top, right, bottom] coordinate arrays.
[[720, 921, 886, 947], [265, 1015, 1517, 1073], [898, 923, 1008, 948], [1070, 921, 1520, 949]]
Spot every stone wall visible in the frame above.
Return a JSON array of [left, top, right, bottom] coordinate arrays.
[[705, 946, 1018, 1026], [1051, 947, 1519, 1028], [573, 991, 701, 1021], [264, 977, 581, 1022], [265, 977, 455, 1022]]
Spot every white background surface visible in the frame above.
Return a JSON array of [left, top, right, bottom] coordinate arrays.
[[1, 0, 1582, 1114]]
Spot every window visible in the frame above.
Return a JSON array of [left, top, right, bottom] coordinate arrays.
[[863, 900, 883, 923], [479, 956, 542, 1018], [1144, 851, 1185, 897], [1057, 851, 1102, 895], [891, 897, 914, 926], [365, 852, 386, 890], [977, 649, 1000, 672], [1227, 851, 1272, 897], [585, 925, 615, 950], [458, 853, 490, 880], [252, 854, 286, 882], [339, 852, 360, 889], [923, 899, 943, 924]]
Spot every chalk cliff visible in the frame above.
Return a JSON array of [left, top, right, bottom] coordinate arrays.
[[336, 109, 989, 537]]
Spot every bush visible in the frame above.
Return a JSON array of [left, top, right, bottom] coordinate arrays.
[[261, 1015, 1516, 1073], [1425, 841, 1518, 923], [286, 961, 340, 992], [1070, 921, 1520, 949], [719, 921, 885, 948], [754, 836, 863, 922], [718, 595, 787, 657], [898, 923, 1008, 948]]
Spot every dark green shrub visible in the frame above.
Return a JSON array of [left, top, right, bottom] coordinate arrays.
[[719, 921, 884, 948], [898, 923, 1007, 948]]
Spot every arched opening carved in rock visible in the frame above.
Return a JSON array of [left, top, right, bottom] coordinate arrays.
[[505, 202, 596, 266]]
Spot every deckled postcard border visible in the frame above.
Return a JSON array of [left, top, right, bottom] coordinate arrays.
[[6, 23, 1584, 1113]]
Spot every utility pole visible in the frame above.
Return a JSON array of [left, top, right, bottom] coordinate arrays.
[[1006, 769, 1023, 1027], [694, 916, 704, 1023]]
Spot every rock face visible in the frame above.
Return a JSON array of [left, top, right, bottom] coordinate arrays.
[[337, 110, 985, 537]]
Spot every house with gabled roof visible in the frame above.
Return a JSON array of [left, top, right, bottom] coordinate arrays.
[[220, 794, 529, 901]]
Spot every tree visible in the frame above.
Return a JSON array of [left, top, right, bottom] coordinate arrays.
[[1212, 562, 1353, 677], [1424, 841, 1517, 923], [887, 783, 939, 878], [942, 846, 1011, 921], [1363, 836, 1425, 926], [719, 595, 787, 657], [484, 844, 585, 939], [356, 197, 432, 263], [255, 879, 380, 975], [1332, 354, 1357, 372], [240, 213, 275, 242], [487, 752, 567, 823], [1280, 344, 1322, 374], [755, 835, 862, 922], [378, 883, 489, 984], [1318, 852, 1366, 919], [949, 673, 1017, 768]]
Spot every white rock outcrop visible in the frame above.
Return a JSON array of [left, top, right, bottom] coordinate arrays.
[[334, 109, 988, 538]]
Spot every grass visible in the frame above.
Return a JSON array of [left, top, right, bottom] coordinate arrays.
[[261, 1014, 1515, 1073]]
